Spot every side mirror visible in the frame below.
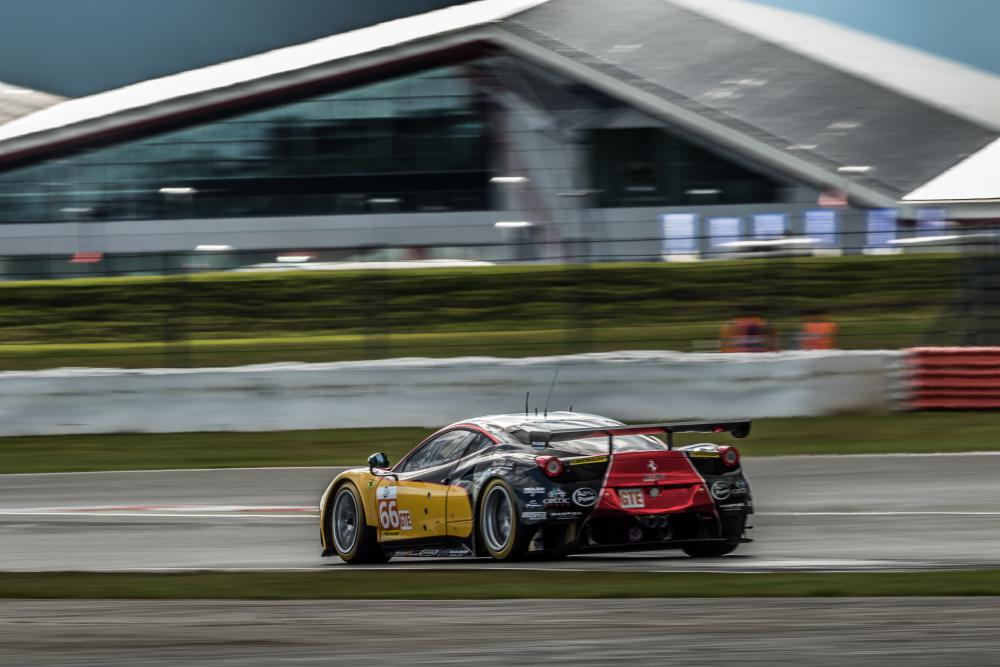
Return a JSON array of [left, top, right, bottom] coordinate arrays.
[[368, 452, 390, 471]]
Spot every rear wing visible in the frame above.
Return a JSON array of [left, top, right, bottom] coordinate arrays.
[[511, 419, 751, 450]]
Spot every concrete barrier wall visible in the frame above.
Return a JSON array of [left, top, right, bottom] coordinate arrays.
[[0, 350, 901, 436]]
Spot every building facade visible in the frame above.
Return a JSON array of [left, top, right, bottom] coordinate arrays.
[[0, 0, 996, 278]]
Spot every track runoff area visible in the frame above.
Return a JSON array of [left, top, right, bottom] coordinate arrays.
[[2, 452, 1000, 572]]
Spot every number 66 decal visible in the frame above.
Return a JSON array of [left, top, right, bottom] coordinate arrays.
[[378, 499, 400, 529]]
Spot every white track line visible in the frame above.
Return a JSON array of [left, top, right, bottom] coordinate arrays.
[[0, 465, 341, 477], [0, 512, 316, 519], [755, 451, 1000, 460], [0, 504, 318, 519], [3, 451, 1000, 478], [754, 510, 1000, 516]]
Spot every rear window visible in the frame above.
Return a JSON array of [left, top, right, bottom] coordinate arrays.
[[550, 434, 667, 456]]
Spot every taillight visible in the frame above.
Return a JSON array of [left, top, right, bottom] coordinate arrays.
[[719, 445, 740, 468], [535, 455, 564, 478]]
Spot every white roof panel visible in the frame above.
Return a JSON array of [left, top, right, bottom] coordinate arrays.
[[0, 0, 548, 145], [905, 138, 1000, 202], [670, 0, 1000, 132], [0, 82, 64, 127]]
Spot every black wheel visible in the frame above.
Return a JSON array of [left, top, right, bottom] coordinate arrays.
[[478, 479, 531, 561], [330, 482, 389, 564], [683, 512, 744, 557], [681, 541, 739, 558]]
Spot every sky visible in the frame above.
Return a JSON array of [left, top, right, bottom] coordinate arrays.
[[0, 0, 467, 96], [0, 0, 997, 97], [754, 0, 1000, 74]]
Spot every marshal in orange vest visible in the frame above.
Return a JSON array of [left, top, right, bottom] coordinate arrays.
[[799, 311, 838, 350]]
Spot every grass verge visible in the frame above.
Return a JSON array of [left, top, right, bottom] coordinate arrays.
[[0, 413, 998, 475], [2, 570, 1000, 599], [0, 310, 941, 370], [0, 255, 965, 369]]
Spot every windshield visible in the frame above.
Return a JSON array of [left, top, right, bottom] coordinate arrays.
[[550, 434, 668, 456]]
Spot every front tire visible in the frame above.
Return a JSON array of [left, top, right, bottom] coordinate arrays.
[[478, 479, 531, 561], [330, 482, 388, 564]]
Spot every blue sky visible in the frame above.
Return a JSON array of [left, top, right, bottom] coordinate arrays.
[[752, 0, 1000, 75], [0, 0, 463, 96], [0, 0, 997, 96]]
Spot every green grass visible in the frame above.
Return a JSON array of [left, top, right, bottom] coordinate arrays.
[[0, 427, 429, 474], [1, 413, 998, 474], [0, 313, 940, 370], [1, 569, 999, 599], [0, 255, 968, 369]]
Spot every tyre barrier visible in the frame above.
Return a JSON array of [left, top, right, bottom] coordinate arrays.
[[903, 347, 1000, 410]]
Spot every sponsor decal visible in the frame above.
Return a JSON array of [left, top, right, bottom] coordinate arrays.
[[418, 549, 440, 557], [569, 455, 609, 467], [710, 480, 731, 501], [572, 487, 598, 507], [526, 499, 543, 509], [718, 502, 746, 510], [523, 487, 546, 496], [647, 460, 658, 472], [618, 488, 645, 509], [548, 510, 583, 520], [381, 530, 401, 537], [687, 450, 719, 459], [731, 480, 749, 496], [643, 473, 666, 482], [522, 511, 547, 521], [544, 489, 569, 506], [377, 488, 408, 530]]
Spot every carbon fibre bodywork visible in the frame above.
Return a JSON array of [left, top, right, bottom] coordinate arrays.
[[319, 412, 753, 561]]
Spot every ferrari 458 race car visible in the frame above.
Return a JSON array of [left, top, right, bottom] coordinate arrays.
[[319, 412, 753, 563]]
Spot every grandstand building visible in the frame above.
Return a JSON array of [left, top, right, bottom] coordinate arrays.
[[0, 0, 998, 277]]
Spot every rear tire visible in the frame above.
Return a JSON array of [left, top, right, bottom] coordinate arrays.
[[683, 512, 744, 557], [330, 482, 389, 564], [478, 479, 531, 561]]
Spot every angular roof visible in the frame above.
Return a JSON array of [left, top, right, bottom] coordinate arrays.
[[501, 0, 997, 203], [0, 0, 546, 161], [0, 81, 64, 127], [0, 0, 995, 206], [904, 138, 1000, 203]]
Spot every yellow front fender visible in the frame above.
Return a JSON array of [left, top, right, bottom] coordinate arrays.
[[319, 468, 381, 553]]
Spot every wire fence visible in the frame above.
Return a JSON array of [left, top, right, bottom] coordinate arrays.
[[0, 229, 996, 369]]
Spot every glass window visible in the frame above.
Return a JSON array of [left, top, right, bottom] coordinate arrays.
[[553, 435, 667, 456], [0, 65, 492, 224], [462, 433, 494, 459], [589, 127, 782, 208], [401, 430, 476, 472]]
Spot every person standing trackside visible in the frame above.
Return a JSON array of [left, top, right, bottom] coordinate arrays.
[[799, 308, 838, 350], [720, 306, 778, 352]]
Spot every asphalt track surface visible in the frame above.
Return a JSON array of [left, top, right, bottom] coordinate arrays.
[[4, 598, 1000, 666], [2, 453, 1000, 572]]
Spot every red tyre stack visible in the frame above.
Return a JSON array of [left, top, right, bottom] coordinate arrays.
[[904, 347, 1000, 410]]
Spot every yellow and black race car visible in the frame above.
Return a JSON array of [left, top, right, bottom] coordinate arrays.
[[319, 411, 753, 563]]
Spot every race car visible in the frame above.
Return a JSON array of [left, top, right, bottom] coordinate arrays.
[[319, 411, 753, 563]]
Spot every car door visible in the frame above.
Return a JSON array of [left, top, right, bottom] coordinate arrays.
[[445, 432, 494, 539], [375, 429, 476, 544]]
